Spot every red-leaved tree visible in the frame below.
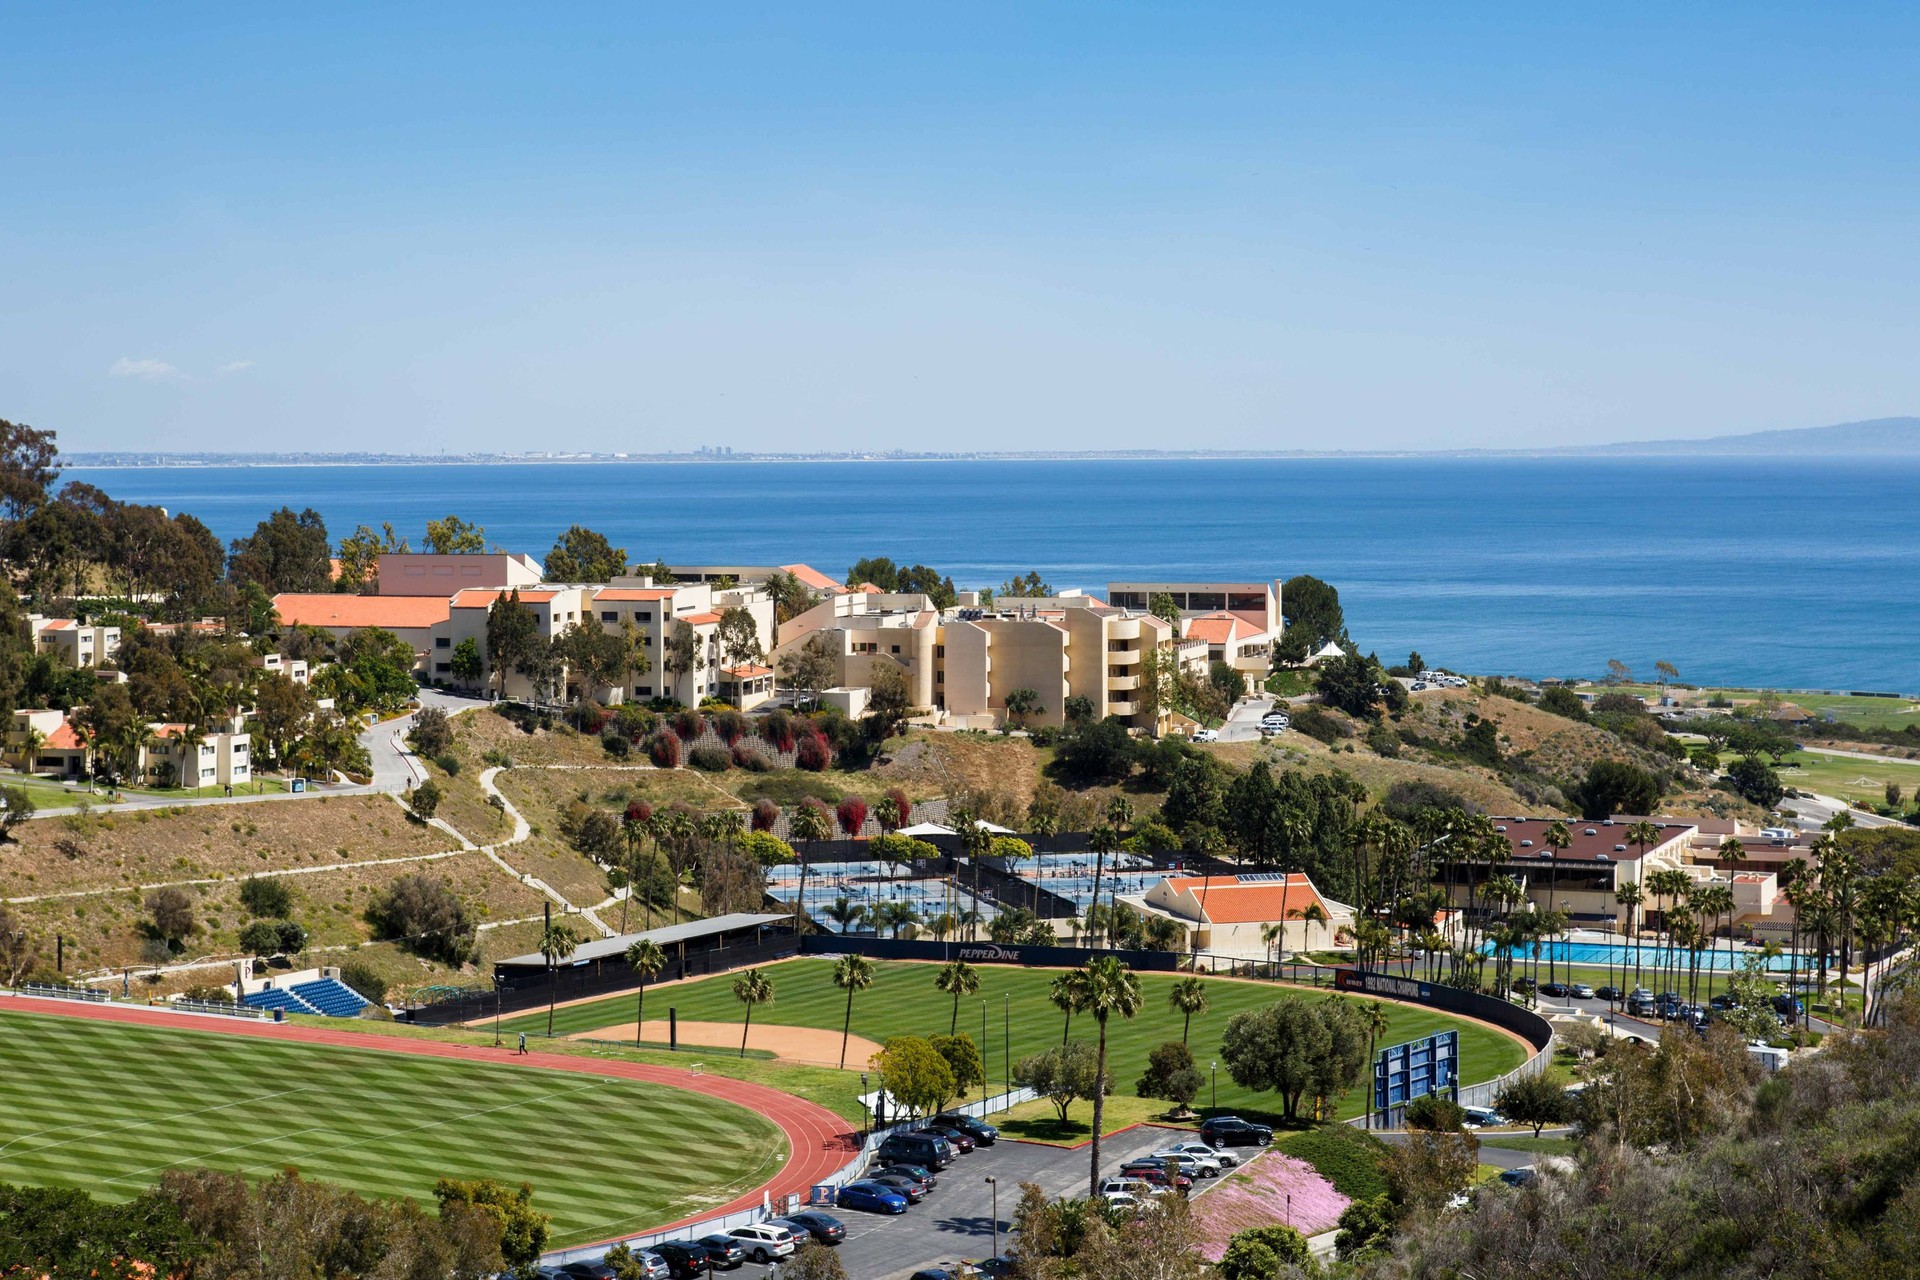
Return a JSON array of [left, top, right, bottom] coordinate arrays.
[[836, 795, 868, 838]]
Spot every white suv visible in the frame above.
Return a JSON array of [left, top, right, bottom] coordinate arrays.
[[1151, 1147, 1224, 1177], [1157, 1139, 1242, 1169], [1100, 1177, 1168, 1199], [726, 1224, 797, 1263]]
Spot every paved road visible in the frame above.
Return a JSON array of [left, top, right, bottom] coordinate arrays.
[[1219, 697, 1276, 743], [360, 688, 490, 793], [719, 1126, 1188, 1280], [1779, 790, 1906, 830]]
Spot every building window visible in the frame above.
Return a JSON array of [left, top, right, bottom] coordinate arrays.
[[435, 662, 451, 673], [890, 645, 901, 654], [936, 671, 944, 683], [601, 611, 618, 622], [639, 611, 653, 622], [636, 685, 652, 696], [435, 637, 451, 648], [935, 644, 945, 658]]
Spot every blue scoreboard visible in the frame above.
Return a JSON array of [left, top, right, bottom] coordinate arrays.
[[1373, 1029, 1458, 1113]]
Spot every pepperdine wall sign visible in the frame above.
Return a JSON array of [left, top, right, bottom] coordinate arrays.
[[802, 934, 1181, 971]]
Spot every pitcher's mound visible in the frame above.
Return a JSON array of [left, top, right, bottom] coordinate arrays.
[[571, 1018, 883, 1070]]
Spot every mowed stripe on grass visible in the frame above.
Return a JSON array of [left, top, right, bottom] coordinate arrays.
[[0, 1010, 784, 1246], [503, 959, 1526, 1122]]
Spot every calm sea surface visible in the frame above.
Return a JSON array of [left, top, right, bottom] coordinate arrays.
[[63, 457, 1920, 692]]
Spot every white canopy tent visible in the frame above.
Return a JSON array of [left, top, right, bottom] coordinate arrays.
[[897, 821, 956, 837]]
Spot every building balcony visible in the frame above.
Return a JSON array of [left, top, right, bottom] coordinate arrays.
[[1107, 618, 1142, 642], [1109, 700, 1138, 715], [1106, 646, 1140, 665], [1108, 674, 1140, 692]]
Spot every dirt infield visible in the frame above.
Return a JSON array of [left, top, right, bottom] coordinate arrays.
[[570, 1018, 884, 1069], [0, 994, 854, 1248]]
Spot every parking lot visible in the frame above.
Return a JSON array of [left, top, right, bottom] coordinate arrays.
[[714, 1125, 1193, 1280]]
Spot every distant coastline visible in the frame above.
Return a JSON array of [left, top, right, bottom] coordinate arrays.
[[60, 416, 1920, 467]]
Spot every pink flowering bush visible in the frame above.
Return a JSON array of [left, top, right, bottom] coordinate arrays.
[[1192, 1151, 1349, 1261]]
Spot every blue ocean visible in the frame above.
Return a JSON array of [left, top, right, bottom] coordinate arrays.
[[63, 456, 1920, 692]]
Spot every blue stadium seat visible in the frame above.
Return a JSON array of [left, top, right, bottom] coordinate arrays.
[[242, 987, 320, 1015], [289, 977, 372, 1018]]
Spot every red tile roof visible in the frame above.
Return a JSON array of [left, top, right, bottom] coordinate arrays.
[[681, 611, 722, 625], [722, 664, 773, 678], [594, 588, 676, 602], [1182, 613, 1246, 646], [1164, 874, 1331, 924], [272, 593, 452, 629], [44, 722, 84, 750], [779, 563, 844, 593], [40, 619, 75, 631], [451, 588, 559, 608]]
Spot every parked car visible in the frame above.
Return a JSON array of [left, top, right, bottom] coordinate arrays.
[[649, 1242, 710, 1280], [909, 1270, 964, 1280], [1708, 993, 1736, 1010], [1538, 982, 1569, 998], [1462, 1106, 1505, 1128], [871, 1172, 930, 1202], [726, 1224, 797, 1264], [1157, 1139, 1242, 1169], [1498, 1167, 1538, 1188], [1192, 729, 1220, 743], [919, 1125, 976, 1153], [1199, 1116, 1273, 1147], [625, 1254, 669, 1280], [838, 1180, 910, 1214], [559, 1264, 616, 1280], [695, 1235, 746, 1269], [1569, 983, 1596, 999], [879, 1132, 954, 1168], [1117, 1162, 1193, 1192], [972, 1257, 1015, 1278], [1595, 985, 1623, 1001], [1410, 681, 1430, 692], [1626, 994, 1657, 1018], [1099, 1177, 1169, 1199], [1150, 1147, 1223, 1177], [932, 1113, 1000, 1145], [775, 1211, 846, 1244], [1101, 1190, 1142, 1210], [1773, 993, 1804, 1017], [878, 1161, 939, 1188]]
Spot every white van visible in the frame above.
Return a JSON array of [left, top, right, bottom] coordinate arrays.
[[726, 1224, 797, 1263]]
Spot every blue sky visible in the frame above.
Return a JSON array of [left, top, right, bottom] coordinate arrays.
[[4, 5, 1918, 453]]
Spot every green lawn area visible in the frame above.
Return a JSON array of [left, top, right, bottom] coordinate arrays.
[[504, 958, 1527, 1123], [1776, 749, 1920, 806], [0, 1009, 784, 1247], [1576, 683, 1920, 729]]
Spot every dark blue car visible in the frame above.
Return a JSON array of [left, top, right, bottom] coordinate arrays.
[[838, 1180, 910, 1214], [776, 1211, 846, 1244]]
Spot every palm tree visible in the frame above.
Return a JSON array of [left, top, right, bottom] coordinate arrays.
[[625, 938, 666, 1045], [1061, 955, 1143, 1197], [1169, 976, 1209, 1044], [936, 960, 981, 1034], [1360, 999, 1392, 1129], [1780, 856, 1809, 1007], [1086, 824, 1119, 949], [824, 895, 866, 934], [833, 953, 876, 1069], [538, 916, 580, 1037], [1541, 820, 1572, 986], [1260, 921, 1287, 970], [16, 724, 45, 774], [1048, 972, 1075, 1044], [731, 966, 775, 1058], [1615, 880, 1644, 997], [1296, 902, 1331, 955], [926, 911, 958, 942], [788, 800, 832, 935]]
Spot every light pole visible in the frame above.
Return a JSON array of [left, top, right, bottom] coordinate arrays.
[[982, 998, 989, 1098], [493, 973, 508, 1047], [985, 1175, 1000, 1262], [1211, 1061, 1218, 1115], [1003, 993, 1010, 1099], [861, 1072, 871, 1141]]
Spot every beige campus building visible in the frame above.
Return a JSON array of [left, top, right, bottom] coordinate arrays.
[[1106, 580, 1284, 674], [775, 592, 1191, 733]]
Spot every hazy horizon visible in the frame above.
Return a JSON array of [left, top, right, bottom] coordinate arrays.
[[6, 7, 1920, 455]]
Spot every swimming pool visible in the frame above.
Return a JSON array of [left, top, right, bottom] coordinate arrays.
[[1483, 939, 1809, 973]]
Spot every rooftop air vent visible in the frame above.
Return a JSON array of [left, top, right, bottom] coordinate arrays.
[[1584, 828, 1598, 836], [1520, 839, 1534, 847], [1614, 844, 1628, 852]]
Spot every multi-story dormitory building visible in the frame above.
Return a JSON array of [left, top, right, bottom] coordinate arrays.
[[271, 556, 1290, 726]]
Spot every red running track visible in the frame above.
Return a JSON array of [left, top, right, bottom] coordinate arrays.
[[2, 995, 857, 1246]]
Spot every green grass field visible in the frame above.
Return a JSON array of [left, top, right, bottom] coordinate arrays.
[[504, 958, 1527, 1124], [0, 1010, 783, 1246], [1776, 749, 1920, 806], [1575, 684, 1920, 729]]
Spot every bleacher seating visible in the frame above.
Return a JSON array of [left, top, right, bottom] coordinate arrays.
[[289, 977, 371, 1017], [242, 987, 319, 1015]]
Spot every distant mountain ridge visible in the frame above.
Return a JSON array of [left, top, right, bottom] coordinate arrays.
[[1563, 416, 1920, 456]]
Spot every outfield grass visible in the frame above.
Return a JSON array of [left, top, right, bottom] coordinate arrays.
[[503, 958, 1528, 1123], [0, 1010, 784, 1247]]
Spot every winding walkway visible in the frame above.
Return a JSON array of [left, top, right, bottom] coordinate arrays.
[[0, 992, 855, 1244]]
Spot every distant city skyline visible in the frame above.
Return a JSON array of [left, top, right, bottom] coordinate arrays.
[[5, 6, 1920, 454]]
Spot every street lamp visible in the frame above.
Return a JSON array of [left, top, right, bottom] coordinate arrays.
[[985, 1175, 1000, 1262], [1211, 1061, 1218, 1114], [493, 973, 509, 1047], [861, 1072, 871, 1141]]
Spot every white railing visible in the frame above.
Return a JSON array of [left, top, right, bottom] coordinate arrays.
[[540, 1084, 1038, 1265]]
